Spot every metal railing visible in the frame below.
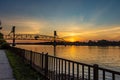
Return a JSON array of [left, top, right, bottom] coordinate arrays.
[[9, 47, 120, 80]]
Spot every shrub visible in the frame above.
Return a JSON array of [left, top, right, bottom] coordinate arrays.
[[0, 42, 10, 49], [0, 33, 4, 39], [0, 39, 6, 44]]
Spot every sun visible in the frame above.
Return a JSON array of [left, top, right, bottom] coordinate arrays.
[[69, 38, 76, 42], [70, 38, 75, 42]]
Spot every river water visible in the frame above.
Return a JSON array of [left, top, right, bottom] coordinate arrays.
[[16, 45, 120, 72]]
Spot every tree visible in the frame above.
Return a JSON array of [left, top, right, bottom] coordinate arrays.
[[0, 33, 3, 39]]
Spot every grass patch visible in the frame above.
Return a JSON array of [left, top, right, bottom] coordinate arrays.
[[6, 50, 44, 80]]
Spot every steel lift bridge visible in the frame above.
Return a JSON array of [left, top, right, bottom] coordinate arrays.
[[4, 26, 64, 55], [4, 26, 64, 42]]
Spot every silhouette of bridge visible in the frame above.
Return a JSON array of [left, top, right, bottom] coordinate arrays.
[[4, 33, 64, 42], [0, 21, 65, 48]]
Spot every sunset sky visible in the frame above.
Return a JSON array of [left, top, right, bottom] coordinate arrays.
[[0, 0, 120, 41]]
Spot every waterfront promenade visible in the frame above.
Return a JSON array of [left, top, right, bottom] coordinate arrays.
[[0, 50, 15, 80]]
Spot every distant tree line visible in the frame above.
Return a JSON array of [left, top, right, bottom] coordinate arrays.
[[87, 40, 120, 46], [14, 39, 120, 46], [61, 40, 120, 46]]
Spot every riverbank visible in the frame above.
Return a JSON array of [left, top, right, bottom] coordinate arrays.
[[8, 47, 120, 80], [6, 50, 44, 80]]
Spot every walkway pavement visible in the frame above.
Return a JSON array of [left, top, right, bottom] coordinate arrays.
[[0, 50, 15, 80]]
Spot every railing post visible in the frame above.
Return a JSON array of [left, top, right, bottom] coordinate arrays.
[[45, 53, 48, 80], [93, 64, 99, 80], [30, 51, 33, 66], [21, 49, 25, 59], [42, 52, 44, 69], [22, 49, 25, 63]]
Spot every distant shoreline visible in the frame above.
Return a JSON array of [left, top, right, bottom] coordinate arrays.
[[8, 41, 120, 46]]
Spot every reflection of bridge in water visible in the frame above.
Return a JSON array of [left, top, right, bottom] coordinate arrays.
[[4, 34, 65, 42]]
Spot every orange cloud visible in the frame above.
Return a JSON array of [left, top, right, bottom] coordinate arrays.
[[60, 25, 120, 41], [2, 16, 120, 41]]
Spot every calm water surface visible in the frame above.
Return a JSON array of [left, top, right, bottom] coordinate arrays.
[[16, 45, 120, 71]]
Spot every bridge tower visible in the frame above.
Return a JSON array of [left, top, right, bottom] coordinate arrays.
[[54, 31, 57, 56], [54, 31, 57, 46], [12, 26, 16, 46], [0, 20, 2, 32], [9, 26, 16, 46]]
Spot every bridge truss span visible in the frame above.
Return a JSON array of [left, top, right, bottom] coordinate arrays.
[[4, 34, 64, 42]]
